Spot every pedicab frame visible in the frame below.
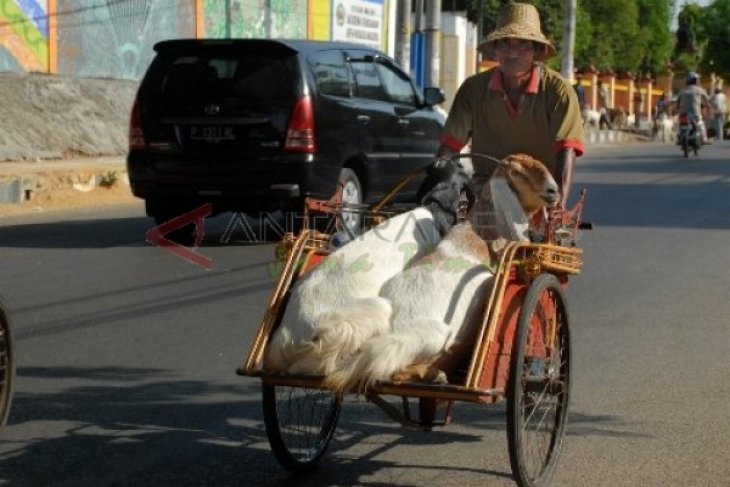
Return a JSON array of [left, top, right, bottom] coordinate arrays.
[[237, 154, 588, 487]]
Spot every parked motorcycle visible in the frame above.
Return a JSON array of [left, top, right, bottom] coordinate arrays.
[[677, 113, 702, 158]]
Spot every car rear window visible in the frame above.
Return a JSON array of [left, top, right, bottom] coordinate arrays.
[[152, 49, 300, 103]]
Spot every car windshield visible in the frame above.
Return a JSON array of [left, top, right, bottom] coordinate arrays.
[[156, 49, 300, 103]]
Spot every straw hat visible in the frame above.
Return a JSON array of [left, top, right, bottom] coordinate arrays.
[[478, 3, 555, 62]]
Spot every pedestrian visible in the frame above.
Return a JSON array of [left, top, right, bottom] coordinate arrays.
[[437, 2, 583, 207], [574, 71, 586, 116], [710, 87, 727, 141], [597, 80, 613, 130]]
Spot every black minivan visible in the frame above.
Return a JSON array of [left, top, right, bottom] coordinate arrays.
[[127, 39, 446, 233]]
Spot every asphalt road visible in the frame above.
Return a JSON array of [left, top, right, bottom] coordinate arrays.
[[1, 141, 729, 486]]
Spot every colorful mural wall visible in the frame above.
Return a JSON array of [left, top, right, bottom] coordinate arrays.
[[0, 0, 390, 79], [0, 0, 48, 72], [56, 0, 195, 80], [201, 0, 306, 39]]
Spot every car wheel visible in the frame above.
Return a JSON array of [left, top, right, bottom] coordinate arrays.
[[338, 168, 362, 235]]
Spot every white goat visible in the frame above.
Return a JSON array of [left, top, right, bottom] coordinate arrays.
[[264, 159, 475, 376], [322, 154, 559, 394]]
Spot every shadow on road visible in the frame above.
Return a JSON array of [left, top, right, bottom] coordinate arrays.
[[0, 365, 635, 487]]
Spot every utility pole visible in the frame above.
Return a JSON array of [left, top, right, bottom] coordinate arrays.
[[561, 0, 576, 80], [477, 0, 484, 72], [395, 0, 411, 72], [424, 0, 441, 87]]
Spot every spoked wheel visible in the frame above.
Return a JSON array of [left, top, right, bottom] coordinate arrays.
[[507, 274, 571, 487], [262, 383, 341, 472], [682, 139, 689, 158], [0, 297, 15, 428], [337, 168, 363, 235]]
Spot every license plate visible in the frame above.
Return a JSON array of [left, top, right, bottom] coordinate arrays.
[[190, 126, 235, 142]]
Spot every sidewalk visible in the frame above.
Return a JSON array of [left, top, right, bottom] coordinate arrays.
[[0, 155, 133, 217]]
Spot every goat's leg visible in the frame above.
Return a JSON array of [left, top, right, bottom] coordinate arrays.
[[391, 363, 448, 384]]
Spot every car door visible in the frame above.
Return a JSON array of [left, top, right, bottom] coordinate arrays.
[[374, 59, 444, 198], [346, 50, 404, 198]]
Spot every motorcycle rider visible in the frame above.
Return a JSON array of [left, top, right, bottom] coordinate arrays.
[[675, 71, 709, 144]]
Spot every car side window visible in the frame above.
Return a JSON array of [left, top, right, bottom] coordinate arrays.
[[310, 50, 351, 97], [350, 60, 388, 102], [375, 62, 416, 107]]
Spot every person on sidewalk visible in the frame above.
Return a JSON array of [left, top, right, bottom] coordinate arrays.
[[574, 71, 586, 119], [710, 87, 727, 141], [437, 3, 584, 208], [597, 80, 613, 130], [675, 71, 709, 144]]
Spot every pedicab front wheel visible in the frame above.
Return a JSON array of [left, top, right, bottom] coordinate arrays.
[[507, 273, 571, 487], [262, 382, 341, 472], [0, 297, 15, 428]]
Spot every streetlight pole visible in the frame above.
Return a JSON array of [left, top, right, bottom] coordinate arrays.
[[561, 0, 576, 80]]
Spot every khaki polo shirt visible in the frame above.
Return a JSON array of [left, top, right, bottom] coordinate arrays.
[[441, 65, 584, 176]]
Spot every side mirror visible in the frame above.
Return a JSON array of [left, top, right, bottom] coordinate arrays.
[[423, 87, 445, 107]]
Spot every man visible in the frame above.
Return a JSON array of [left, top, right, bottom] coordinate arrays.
[[437, 3, 584, 207], [574, 71, 586, 116], [710, 87, 727, 141], [597, 80, 613, 130], [675, 71, 709, 143]]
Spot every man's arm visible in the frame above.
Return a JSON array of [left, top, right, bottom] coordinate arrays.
[[554, 148, 576, 208]]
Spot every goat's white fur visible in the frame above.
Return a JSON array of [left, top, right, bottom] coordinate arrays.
[[323, 156, 558, 393], [264, 208, 443, 376]]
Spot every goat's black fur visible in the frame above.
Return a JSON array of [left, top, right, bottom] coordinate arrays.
[[416, 159, 475, 236]]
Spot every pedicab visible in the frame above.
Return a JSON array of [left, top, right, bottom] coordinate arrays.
[[0, 296, 15, 429], [237, 153, 589, 487]]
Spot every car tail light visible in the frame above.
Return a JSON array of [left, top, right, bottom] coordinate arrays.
[[679, 113, 690, 125], [285, 96, 316, 153], [129, 96, 147, 151]]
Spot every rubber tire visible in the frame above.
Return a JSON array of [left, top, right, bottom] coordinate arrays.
[[507, 274, 571, 487], [262, 383, 341, 473], [683, 139, 689, 158], [337, 168, 363, 236], [0, 296, 15, 428]]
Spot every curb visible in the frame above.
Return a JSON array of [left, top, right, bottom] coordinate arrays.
[[0, 156, 127, 205]]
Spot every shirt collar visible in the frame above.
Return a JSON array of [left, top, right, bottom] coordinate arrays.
[[489, 65, 541, 94]]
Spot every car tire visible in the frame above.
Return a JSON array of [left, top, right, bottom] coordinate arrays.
[[338, 168, 363, 235]]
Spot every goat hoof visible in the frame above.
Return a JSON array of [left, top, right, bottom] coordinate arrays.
[[432, 370, 449, 385]]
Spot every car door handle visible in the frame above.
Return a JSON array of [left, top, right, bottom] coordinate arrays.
[[398, 118, 410, 128], [356, 115, 370, 124]]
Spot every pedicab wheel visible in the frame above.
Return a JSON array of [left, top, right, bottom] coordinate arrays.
[[507, 274, 571, 487], [262, 383, 341, 472], [0, 298, 15, 428]]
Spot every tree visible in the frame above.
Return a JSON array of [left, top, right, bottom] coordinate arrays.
[[698, 0, 730, 82], [459, 0, 675, 77], [674, 3, 707, 71], [637, 0, 674, 74]]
